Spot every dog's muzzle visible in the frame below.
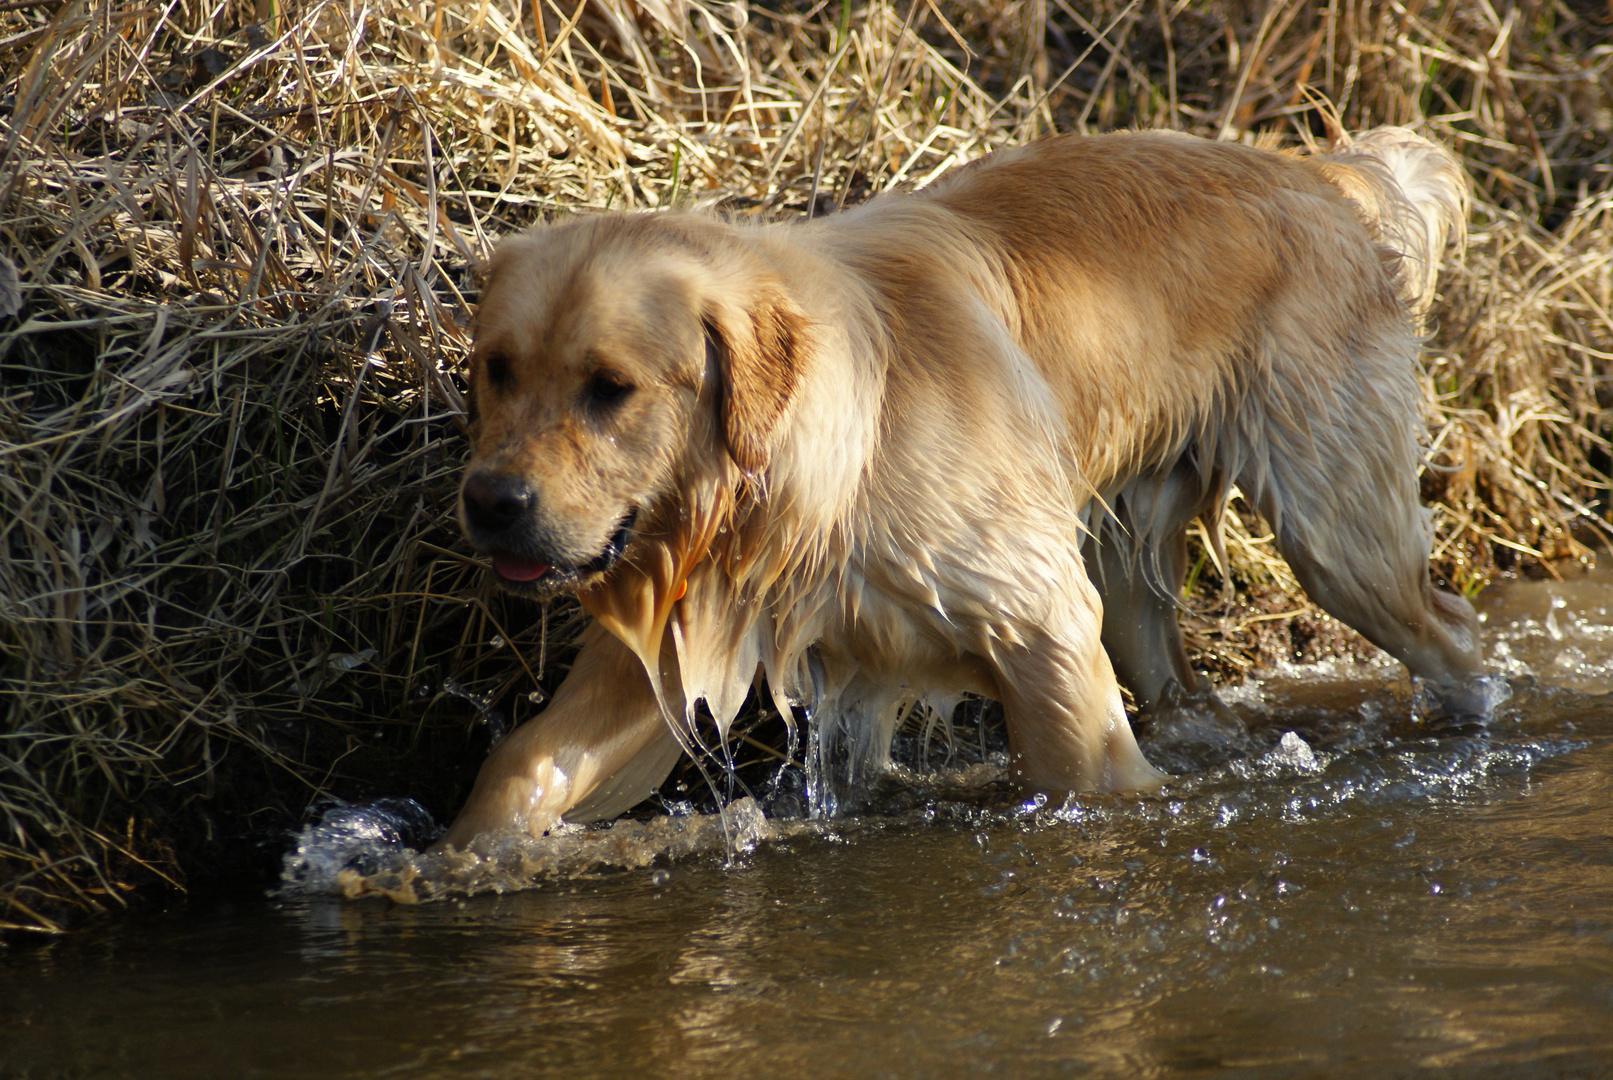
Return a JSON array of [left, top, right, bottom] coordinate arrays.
[[460, 470, 637, 589]]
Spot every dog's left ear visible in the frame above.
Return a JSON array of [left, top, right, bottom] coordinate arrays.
[[704, 284, 808, 475]]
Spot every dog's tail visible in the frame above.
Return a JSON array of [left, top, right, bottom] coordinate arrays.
[[1313, 126, 1470, 327]]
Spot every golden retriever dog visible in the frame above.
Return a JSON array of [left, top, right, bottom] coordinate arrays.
[[438, 126, 1483, 848]]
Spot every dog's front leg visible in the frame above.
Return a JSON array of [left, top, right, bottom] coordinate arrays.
[[437, 622, 680, 850], [995, 592, 1168, 796]]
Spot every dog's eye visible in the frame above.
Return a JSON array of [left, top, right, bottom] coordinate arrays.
[[585, 371, 635, 409], [482, 352, 512, 391]]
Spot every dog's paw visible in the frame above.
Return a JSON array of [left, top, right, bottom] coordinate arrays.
[[1135, 679, 1253, 775], [1408, 673, 1513, 735]]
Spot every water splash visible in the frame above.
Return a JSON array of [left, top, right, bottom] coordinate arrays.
[[279, 797, 442, 895], [280, 797, 786, 903], [1259, 730, 1323, 774]]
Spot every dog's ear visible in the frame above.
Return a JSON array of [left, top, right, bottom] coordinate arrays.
[[704, 285, 808, 475]]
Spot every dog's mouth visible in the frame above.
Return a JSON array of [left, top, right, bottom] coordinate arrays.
[[488, 511, 637, 594]]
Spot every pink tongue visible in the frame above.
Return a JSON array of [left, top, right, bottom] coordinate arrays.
[[493, 553, 551, 582]]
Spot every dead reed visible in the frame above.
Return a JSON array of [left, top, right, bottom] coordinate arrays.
[[1, 0, 1609, 936]]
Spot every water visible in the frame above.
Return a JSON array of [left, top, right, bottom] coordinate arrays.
[[3, 575, 1612, 1078]]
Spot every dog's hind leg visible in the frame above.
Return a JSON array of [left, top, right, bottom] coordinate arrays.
[[1245, 333, 1485, 691], [1266, 482, 1484, 687], [1090, 465, 1258, 774], [1090, 466, 1209, 712], [437, 622, 682, 850]]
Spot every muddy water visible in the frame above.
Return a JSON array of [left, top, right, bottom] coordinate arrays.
[[5, 576, 1613, 1079]]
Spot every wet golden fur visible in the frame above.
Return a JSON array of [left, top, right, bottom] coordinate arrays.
[[441, 128, 1483, 847]]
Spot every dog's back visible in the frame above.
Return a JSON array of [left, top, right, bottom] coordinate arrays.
[[900, 131, 1422, 488]]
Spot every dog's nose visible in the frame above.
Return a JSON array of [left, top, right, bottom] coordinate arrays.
[[461, 470, 534, 535]]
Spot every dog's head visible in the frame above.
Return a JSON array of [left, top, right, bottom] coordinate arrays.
[[460, 215, 808, 599]]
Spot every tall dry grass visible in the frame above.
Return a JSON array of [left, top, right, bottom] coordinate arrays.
[[1, 0, 1610, 935]]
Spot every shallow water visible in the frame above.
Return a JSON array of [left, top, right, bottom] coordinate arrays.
[[4, 576, 1613, 1079]]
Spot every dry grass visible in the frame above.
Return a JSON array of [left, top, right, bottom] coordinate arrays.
[[2, 0, 1610, 936]]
